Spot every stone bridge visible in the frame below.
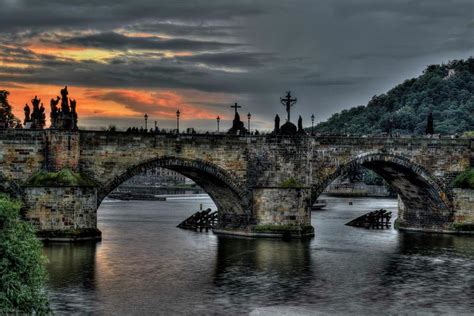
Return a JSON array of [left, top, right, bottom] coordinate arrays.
[[0, 129, 472, 240]]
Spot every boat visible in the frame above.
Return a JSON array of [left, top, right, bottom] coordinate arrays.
[[311, 199, 327, 210]]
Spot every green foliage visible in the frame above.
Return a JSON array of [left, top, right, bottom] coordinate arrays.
[[0, 90, 19, 128], [0, 195, 50, 314], [25, 168, 97, 187], [452, 168, 474, 189], [314, 58, 474, 135], [448, 223, 474, 232], [280, 178, 303, 188]]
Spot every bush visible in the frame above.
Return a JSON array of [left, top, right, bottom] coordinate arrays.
[[452, 168, 474, 189], [280, 178, 303, 188], [25, 168, 97, 187], [0, 195, 50, 314]]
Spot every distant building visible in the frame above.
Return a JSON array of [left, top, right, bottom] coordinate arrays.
[[123, 167, 188, 186]]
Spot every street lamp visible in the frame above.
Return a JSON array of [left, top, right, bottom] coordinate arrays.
[[144, 113, 148, 131], [389, 115, 394, 137], [311, 114, 315, 135], [216, 116, 220, 133], [247, 112, 251, 134], [176, 109, 180, 134]]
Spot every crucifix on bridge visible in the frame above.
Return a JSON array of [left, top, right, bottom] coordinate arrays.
[[230, 102, 241, 115], [280, 91, 297, 122]]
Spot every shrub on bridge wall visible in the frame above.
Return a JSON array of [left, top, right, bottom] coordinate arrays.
[[0, 195, 50, 314], [452, 168, 474, 189], [280, 178, 304, 188], [25, 168, 97, 187]]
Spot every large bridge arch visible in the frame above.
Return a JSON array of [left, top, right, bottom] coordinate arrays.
[[314, 153, 454, 231], [97, 156, 252, 223]]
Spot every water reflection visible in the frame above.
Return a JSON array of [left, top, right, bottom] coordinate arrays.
[[211, 237, 314, 311], [42, 197, 474, 314], [372, 232, 474, 314], [43, 242, 101, 313]]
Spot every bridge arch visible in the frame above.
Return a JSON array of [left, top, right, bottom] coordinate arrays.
[[97, 156, 252, 221], [316, 153, 454, 230]]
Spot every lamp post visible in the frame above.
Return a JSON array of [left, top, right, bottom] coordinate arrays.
[[389, 115, 394, 137], [311, 114, 315, 135], [247, 112, 251, 134], [216, 116, 220, 133], [176, 109, 180, 134], [144, 113, 148, 131]]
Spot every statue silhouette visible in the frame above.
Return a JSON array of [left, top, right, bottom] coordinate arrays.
[[274, 114, 280, 133]]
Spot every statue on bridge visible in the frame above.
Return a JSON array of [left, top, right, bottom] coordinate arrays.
[[278, 91, 298, 135], [29, 96, 46, 129], [60, 86, 70, 114], [280, 91, 297, 123], [23, 103, 31, 128], [425, 110, 434, 135], [274, 114, 280, 134], [227, 102, 248, 135], [70, 99, 78, 129], [297, 115, 306, 134], [50, 96, 60, 129], [50, 86, 79, 130]]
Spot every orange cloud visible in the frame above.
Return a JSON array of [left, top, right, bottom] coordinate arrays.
[[88, 89, 218, 120], [3, 83, 221, 127]]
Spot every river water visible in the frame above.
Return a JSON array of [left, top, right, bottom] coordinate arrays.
[[43, 196, 474, 315]]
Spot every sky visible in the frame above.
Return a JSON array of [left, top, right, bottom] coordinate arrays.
[[0, 0, 472, 131]]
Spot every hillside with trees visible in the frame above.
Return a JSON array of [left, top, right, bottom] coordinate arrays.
[[314, 58, 474, 135]]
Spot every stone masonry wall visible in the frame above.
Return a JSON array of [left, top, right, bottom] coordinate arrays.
[[23, 186, 97, 231], [453, 189, 474, 225], [253, 188, 312, 227], [46, 130, 80, 171], [0, 130, 46, 182], [0, 129, 471, 237], [311, 136, 471, 193]]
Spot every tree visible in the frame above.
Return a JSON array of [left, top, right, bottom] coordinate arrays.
[[312, 57, 474, 136], [0, 90, 18, 129], [0, 195, 50, 314]]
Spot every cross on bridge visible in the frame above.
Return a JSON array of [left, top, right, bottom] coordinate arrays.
[[280, 91, 297, 122], [230, 102, 241, 115]]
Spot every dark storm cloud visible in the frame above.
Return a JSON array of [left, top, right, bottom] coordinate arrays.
[[47, 32, 241, 51], [0, 0, 264, 32], [0, 0, 472, 129], [125, 21, 239, 38], [174, 52, 274, 68]]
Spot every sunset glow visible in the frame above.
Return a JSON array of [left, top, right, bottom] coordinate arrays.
[[0, 1, 471, 131]]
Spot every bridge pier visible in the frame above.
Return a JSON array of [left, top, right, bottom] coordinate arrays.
[[213, 187, 315, 238], [396, 189, 474, 234], [22, 170, 102, 241]]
